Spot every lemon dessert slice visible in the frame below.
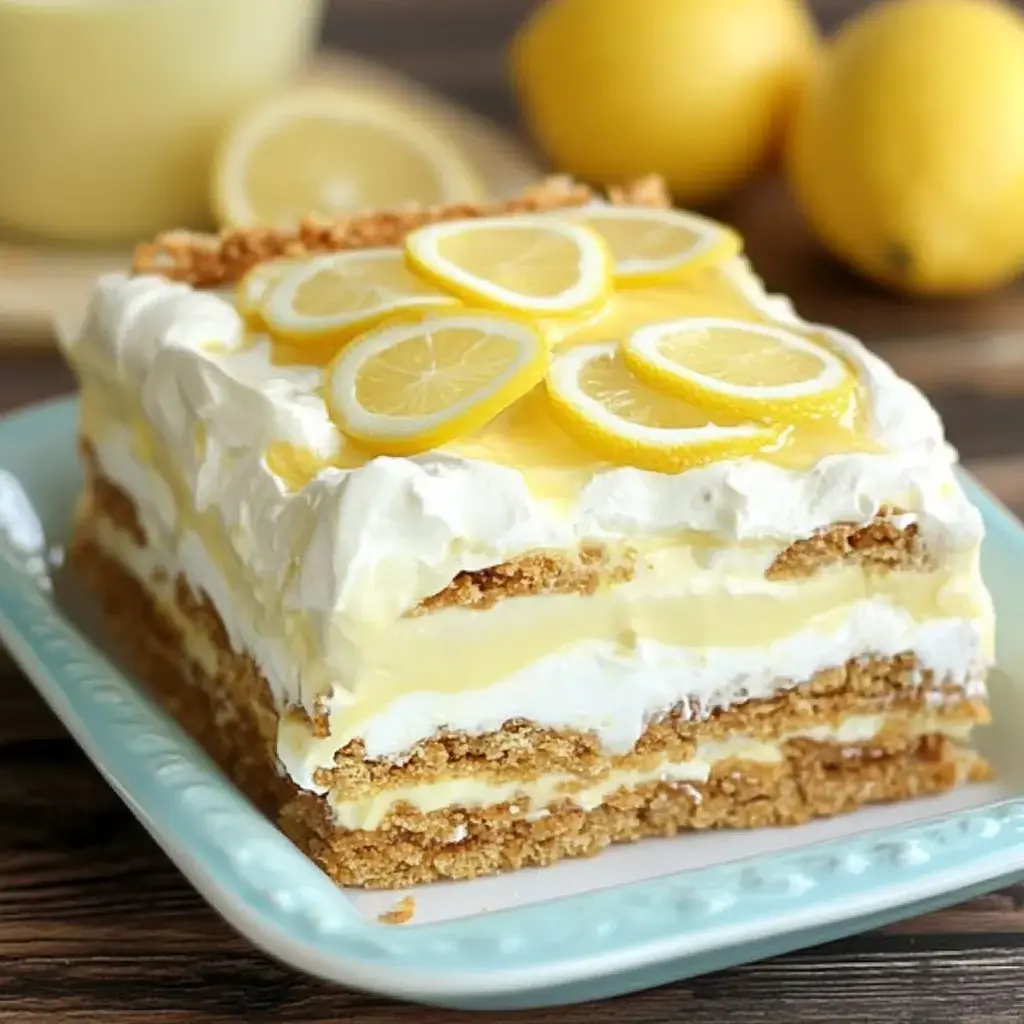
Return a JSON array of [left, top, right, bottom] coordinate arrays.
[[65, 178, 993, 889]]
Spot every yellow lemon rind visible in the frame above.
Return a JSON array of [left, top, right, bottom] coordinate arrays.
[[403, 216, 614, 318], [622, 318, 854, 424], [325, 312, 550, 456], [558, 207, 745, 287], [544, 342, 781, 474], [614, 226, 743, 287]]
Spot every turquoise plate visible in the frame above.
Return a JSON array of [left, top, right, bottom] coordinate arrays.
[[2, 396, 1023, 1011]]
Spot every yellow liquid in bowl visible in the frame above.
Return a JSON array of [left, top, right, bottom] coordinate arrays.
[[0, 0, 323, 242]]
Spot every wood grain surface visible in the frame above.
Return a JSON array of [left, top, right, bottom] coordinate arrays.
[[3, 2, 1024, 1021]]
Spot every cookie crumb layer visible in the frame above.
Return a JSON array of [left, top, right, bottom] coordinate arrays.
[[377, 895, 416, 925], [131, 175, 671, 288]]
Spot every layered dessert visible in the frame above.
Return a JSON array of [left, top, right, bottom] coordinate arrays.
[[64, 176, 994, 889]]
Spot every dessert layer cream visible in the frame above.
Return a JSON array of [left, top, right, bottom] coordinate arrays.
[[64, 247, 991, 782], [323, 712, 977, 831], [66, 186, 997, 889], [85, 471, 991, 786]]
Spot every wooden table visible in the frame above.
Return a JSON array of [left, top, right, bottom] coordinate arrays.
[[4, 4, 1024, 1021]]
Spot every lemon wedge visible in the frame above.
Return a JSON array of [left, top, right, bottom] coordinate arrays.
[[404, 215, 612, 317], [622, 318, 852, 422], [325, 312, 549, 455], [559, 206, 743, 285], [545, 342, 781, 473], [261, 249, 459, 345], [213, 89, 484, 228]]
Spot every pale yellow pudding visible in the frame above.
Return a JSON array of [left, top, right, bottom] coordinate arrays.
[[63, 177, 993, 888]]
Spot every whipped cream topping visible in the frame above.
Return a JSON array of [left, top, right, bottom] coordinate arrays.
[[65, 260, 983, 644]]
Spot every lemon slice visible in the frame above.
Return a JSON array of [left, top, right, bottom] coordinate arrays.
[[213, 89, 484, 228], [236, 259, 296, 327], [622, 317, 852, 422], [261, 248, 459, 344], [325, 312, 549, 455], [404, 215, 612, 317], [545, 342, 780, 473], [560, 206, 743, 285]]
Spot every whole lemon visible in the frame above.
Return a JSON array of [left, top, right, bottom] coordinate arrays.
[[786, 0, 1024, 295], [512, 0, 819, 205]]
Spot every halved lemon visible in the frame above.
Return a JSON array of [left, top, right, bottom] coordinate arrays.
[[545, 342, 781, 473], [213, 89, 484, 228], [261, 248, 459, 344], [236, 259, 297, 327], [325, 312, 549, 455], [558, 206, 743, 285], [404, 215, 612, 317], [622, 318, 853, 422]]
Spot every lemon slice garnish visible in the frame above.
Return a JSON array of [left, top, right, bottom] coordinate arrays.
[[545, 341, 780, 473], [404, 215, 613, 317], [212, 89, 484, 228], [261, 248, 459, 345], [559, 206, 743, 285], [236, 259, 296, 327], [325, 312, 549, 455], [622, 317, 853, 422]]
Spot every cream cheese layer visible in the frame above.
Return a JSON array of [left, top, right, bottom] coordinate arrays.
[[65, 258, 986, 726]]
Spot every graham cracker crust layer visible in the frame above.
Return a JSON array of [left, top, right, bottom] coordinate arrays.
[[70, 507, 990, 888], [282, 735, 985, 889], [766, 508, 929, 579]]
